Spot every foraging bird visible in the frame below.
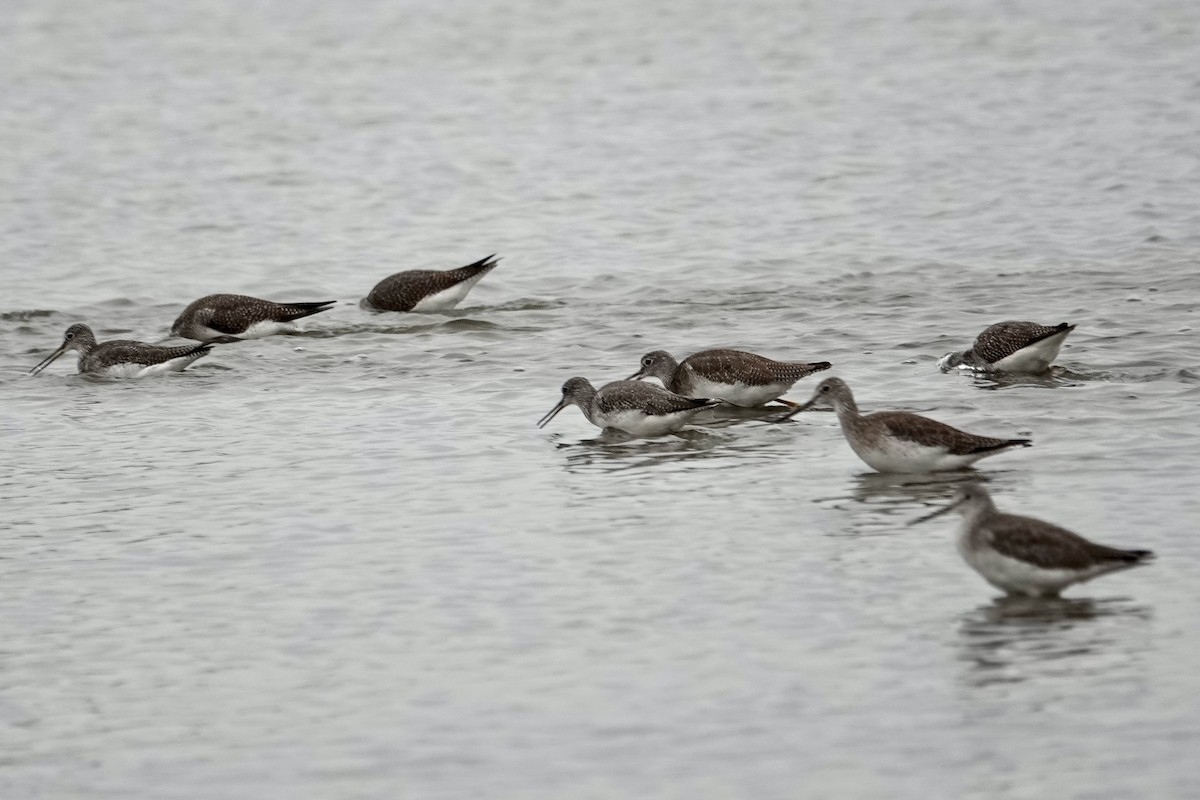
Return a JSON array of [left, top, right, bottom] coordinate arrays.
[[364, 254, 500, 312], [781, 377, 1031, 473], [537, 377, 720, 437], [172, 294, 336, 342], [910, 484, 1154, 597], [628, 349, 831, 407], [30, 324, 212, 378], [939, 321, 1075, 373]]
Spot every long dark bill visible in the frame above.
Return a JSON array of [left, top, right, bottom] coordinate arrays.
[[908, 496, 967, 526], [771, 396, 819, 423], [536, 399, 568, 428], [29, 344, 69, 375]]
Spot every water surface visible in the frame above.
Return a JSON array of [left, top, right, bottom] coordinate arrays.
[[2, 1, 1199, 798]]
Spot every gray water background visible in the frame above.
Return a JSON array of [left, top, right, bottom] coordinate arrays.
[[2, 1, 1199, 797]]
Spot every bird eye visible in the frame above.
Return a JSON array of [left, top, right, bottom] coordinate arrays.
[[821, 385, 830, 393], [642, 357, 652, 366], [65, 332, 74, 340]]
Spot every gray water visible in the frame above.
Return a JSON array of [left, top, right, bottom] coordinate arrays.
[[3, 1, 1200, 797]]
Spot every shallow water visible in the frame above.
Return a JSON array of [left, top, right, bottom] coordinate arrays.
[[2, 1, 1200, 797]]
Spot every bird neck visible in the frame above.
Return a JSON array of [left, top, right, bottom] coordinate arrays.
[[73, 331, 98, 355], [657, 355, 681, 387], [573, 383, 600, 425], [963, 497, 997, 523], [832, 392, 859, 420]]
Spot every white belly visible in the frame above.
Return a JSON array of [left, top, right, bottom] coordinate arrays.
[[685, 375, 787, 407], [848, 436, 985, 473], [94, 352, 207, 378], [94, 358, 197, 378], [237, 319, 299, 339], [191, 319, 296, 341], [410, 273, 488, 312], [958, 535, 1098, 597], [990, 331, 1070, 372], [595, 408, 697, 437]]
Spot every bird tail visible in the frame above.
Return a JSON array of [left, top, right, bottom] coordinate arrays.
[[973, 438, 1033, 454], [461, 254, 501, 275], [788, 361, 832, 378], [279, 300, 338, 322], [1028, 322, 1076, 346]]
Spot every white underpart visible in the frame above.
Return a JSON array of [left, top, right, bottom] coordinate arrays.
[[96, 354, 206, 378], [989, 329, 1071, 372], [233, 319, 299, 339], [685, 372, 788, 407], [410, 272, 489, 312], [192, 320, 296, 340], [593, 407, 700, 437], [957, 526, 1117, 597], [846, 435, 990, 473]]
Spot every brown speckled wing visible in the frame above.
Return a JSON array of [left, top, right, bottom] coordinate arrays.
[[174, 294, 334, 336], [982, 513, 1145, 570], [365, 255, 498, 311], [973, 321, 1072, 364], [596, 381, 715, 417], [202, 295, 278, 335], [680, 349, 830, 388], [87, 341, 212, 369], [872, 411, 1029, 455]]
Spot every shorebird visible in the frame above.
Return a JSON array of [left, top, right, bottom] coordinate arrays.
[[627, 349, 831, 407], [910, 484, 1154, 597], [30, 324, 212, 378], [171, 294, 336, 342], [363, 254, 500, 312], [780, 377, 1031, 473], [537, 377, 721, 437], [939, 321, 1075, 373]]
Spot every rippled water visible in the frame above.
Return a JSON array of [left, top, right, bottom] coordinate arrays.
[[3, 1, 1200, 797]]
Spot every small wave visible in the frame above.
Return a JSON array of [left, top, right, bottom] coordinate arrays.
[[0, 309, 58, 322]]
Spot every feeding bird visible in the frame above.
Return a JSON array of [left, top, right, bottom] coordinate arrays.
[[780, 377, 1031, 473], [939, 321, 1075, 373], [30, 324, 212, 378], [910, 484, 1154, 597], [628, 348, 830, 407], [537, 377, 720, 437], [363, 254, 500, 312], [172, 294, 336, 342]]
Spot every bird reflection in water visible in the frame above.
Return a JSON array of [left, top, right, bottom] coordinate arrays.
[[957, 596, 1152, 688], [553, 425, 784, 476], [969, 367, 1087, 391], [812, 472, 989, 537]]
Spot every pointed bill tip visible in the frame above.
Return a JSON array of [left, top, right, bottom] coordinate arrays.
[[537, 400, 567, 429], [29, 346, 68, 375], [771, 398, 816, 422], [908, 496, 966, 526]]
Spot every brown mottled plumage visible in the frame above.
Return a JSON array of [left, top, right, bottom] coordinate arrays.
[[364, 255, 500, 312], [30, 324, 212, 377], [172, 294, 336, 342], [940, 321, 1075, 373], [869, 412, 1027, 456], [629, 349, 831, 407], [537, 377, 720, 436], [781, 377, 1030, 473], [911, 485, 1153, 597]]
